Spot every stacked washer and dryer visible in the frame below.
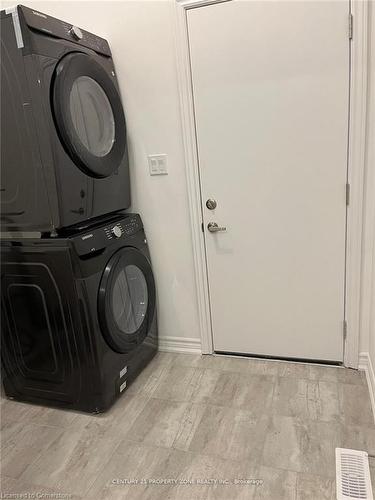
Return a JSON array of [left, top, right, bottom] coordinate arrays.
[[0, 5, 158, 412]]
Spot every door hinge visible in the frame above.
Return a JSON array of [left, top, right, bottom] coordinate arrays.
[[346, 183, 350, 206], [348, 13, 353, 40], [201, 222, 204, 233], [343, 319, 348, 341]]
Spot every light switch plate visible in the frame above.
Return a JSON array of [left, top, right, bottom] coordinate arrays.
[[148, 154, 168, 175]]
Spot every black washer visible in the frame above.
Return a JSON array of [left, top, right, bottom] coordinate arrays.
[[0, 214, 158, 413]]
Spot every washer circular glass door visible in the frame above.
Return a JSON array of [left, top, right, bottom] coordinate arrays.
[[70, 76, 115, 157], [52, 52, 127, 178], [112, 264, 148, 334], [98, 247, 156, 353]]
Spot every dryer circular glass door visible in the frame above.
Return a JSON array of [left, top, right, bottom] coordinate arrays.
[[98, 247, 156, 353], [52, 52, 127, 178]]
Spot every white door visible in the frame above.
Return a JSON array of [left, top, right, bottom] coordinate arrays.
[[187, 0, 349, 361]]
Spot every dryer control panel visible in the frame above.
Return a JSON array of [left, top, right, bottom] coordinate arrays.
[[72, 215, 143, 256], [19, 5, 111, 57]]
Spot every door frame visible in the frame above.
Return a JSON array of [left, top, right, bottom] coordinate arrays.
[[174, 0, 369, 367]]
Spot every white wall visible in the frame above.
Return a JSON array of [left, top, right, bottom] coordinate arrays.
[[2, 0, 202, 345]]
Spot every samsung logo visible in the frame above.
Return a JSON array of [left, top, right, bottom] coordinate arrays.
[[32, 11, 47, 19], [82, 233, 93, 240]]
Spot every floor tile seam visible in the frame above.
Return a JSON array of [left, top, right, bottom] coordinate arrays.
[[2, 439, 66, 483], [79, 437, 125, 498], [256, 456, 337, 481], [17, 426, 122, 496], [117, 434, 268, 467], [336, 385, 374, 424], [275, 376, 361, 385], [24, 436, 122, 498], [1, 422, 66, 455], [265, 411, 349, 426], [175, 369, 364, 384], [109, 391, 155, 424], [147, 395, 276, 417], [163, 444, 338, 483], [117, 435, 179, 454], [17, 470, 64, 494], [143, 363, 183, 396], [15, 420, 78, 431], [146, 395, 349, 426], [127, 392, 375, 430]]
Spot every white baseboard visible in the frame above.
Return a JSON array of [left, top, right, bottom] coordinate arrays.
[[158, 335, 202, 354], [359, 351, 375, 423]]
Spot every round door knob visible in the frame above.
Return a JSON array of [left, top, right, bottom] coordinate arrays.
[[70, 26, 83, 40], [112, 225, 122, 238]]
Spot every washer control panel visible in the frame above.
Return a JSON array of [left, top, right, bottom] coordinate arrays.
[[69, 25, 83, 41], [20, 5, 111, 57], [122, 216, 141, 236], [111, 225, 123, 238], [72, 215, 143, 256], [103, 217, 140, 241]]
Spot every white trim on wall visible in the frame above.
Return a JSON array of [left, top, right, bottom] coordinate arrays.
[[358, 0, 375, 378], [175, 0, 369, 365], [345, 0, 369, 368], [359, 352, 375, 423], [158, 335, 202, 354], [174, 0, 216, 354]]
